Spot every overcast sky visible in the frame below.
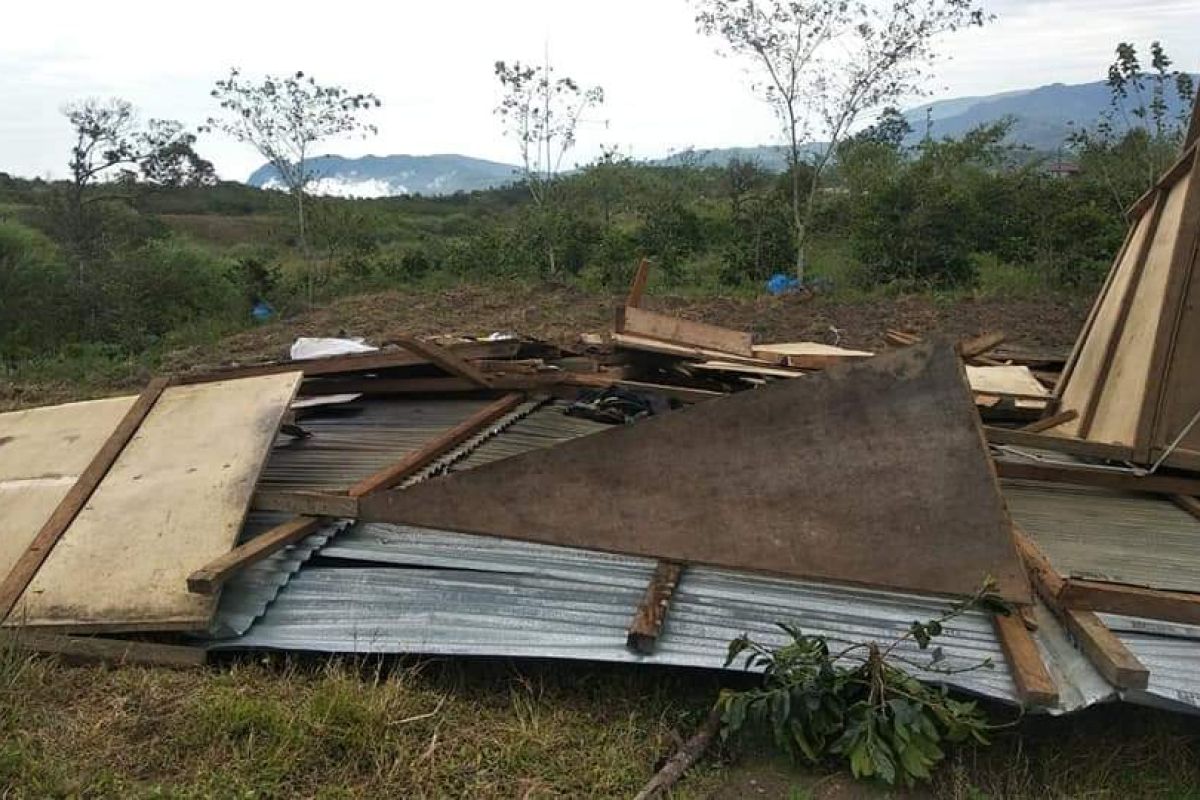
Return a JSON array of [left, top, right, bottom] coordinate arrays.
[[2, 0, 1197, 181]]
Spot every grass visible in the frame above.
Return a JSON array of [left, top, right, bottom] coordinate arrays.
[[1, 650, 1198, 799]]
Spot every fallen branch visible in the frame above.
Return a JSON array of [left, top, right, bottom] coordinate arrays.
[[634, 706, 722, 800]]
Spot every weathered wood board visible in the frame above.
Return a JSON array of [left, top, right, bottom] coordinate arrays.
[[362, 341, 1031, 602], [6, 373, 302, 631], [0, 397, 136, 580]]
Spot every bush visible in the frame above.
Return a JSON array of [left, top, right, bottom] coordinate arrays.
[[0, 220, 77, 358]]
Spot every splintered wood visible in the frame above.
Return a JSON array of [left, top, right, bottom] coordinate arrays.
[[4, 373, 301, 632]]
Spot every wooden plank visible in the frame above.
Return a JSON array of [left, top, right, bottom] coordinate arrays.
[[299, 377, 479, 395], [958, 332, 1007, 360], [187, 516, 324, 595], [252, 490, 360, 517], [991, 612, 1058, 706], [1021, 410, 1078, 433], [0, 378, 169, 624], [782, 353, 872, 370], [627, 257, 651, 307], [995, 460, 1200, 497], [396, 336, 493, 387], [1060, 580, 1200, 627], [0, 396, 138, 583], [1062, 609, 1150, 690], [617, 306, 754, 358], [614, 381, 725, 404], [7, 373, 302, 631], [346, 393, 525, 497], [688, 361, 806, 379], [612, 332, 771, 366], [985, 427, 1134, 461], [177, 341, 519, 384], [1170, 494, 1200, 522], [2, 632, 206, 668], [1013, 527, 1149, 691], [362, 342, 1032, 603], [627, 561, 684, 654]]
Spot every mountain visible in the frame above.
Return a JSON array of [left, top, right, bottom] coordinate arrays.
[[245, 78, 1195, 195], [246, 154, 519, 198]]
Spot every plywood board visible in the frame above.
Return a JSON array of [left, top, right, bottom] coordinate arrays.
[[7, 373, 301, 631], [0, 397, 136, 579], [618, 306, 754, 357], [966, 365, 1050, 409], [362, 341, 1030, 602]]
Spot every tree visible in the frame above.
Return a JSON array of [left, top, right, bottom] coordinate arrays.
[[59, 98, 212, 269], [695, 0, 988, 280], [494, 58, 603, 275], [205, 68, 381, 250], [1067, 42, 1196, 213]]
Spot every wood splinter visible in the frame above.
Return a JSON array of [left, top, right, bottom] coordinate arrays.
[[627, 561, 684, 654]]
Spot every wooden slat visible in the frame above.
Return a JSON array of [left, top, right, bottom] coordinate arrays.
[[178, 341, 519, 384], [1014, 527, 1149, 691], [995, 460, 1200, 496], [626, 561, 684, 654], [1170, 494, 1200, 522], [992, 612, 1058, 706], [627, 257, 651, 307], [252, 490, 360, 518], [187, 517, 323, 595], [614, 381, 725, 404], [616, 306, 754, 357], [299, 377, 479, 395], [1020, 410, 1079, 433], [346, 393, 525, 497], [2, 632, 206, 668], [612, 332, 770, 365], [0, 377, 169, 623], [397, 336, 494, 387], [1060, 580, 1200, 626], [985, 427, 1134, 461], [1063, 609, 1150, 690], [958, 332, 1008, 360]]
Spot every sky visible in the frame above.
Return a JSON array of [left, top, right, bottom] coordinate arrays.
[[2, 0, 1198, 182]]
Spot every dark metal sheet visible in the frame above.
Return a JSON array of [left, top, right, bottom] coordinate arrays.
[[361, 341, 1030, 602]]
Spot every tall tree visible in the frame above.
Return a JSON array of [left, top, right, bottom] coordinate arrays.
[[61, 98, 212, 267], [205, 68, 380, 250], [695, 0, 988, 280], [494, 58, 603, 275]]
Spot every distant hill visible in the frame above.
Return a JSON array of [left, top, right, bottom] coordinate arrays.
[[246, 78, 1195, 195], [246, 154, 519, 198]]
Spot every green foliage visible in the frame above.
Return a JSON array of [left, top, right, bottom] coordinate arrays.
[[0, 221, 73, 359], [718, 583, 1004, 787]]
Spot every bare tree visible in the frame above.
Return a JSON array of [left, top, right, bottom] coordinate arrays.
[[494, 58, 603, 275], [205, 68, 380, 250], [696, 0, 988, 279]]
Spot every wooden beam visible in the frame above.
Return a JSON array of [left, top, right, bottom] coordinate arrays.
[[1021, 410, 1079, 434], [991, 612, 1058, 706], [396, 336, 494, 387], [346, 393, 525, 497], [986, 426, 1134, 461], [1060, 580, 1200, 627], [616, 306, 755, 358], [178, 341, 519, 384], [1013, 527, 1149, 691], [627, 561, 684, 654], [627, 257, 651, 307], [995, 460, 1200, 496], [615, 381, 725, 404], [299, 377, 479, 395], [1062, 608, 1149, 690], [187, 517, 324, 595], [1170, 494, 1200, 522], [251, 490, 359, 518], [612, 332, 769, 365], [2, 632, 206, 668], [958, 332, 1008, 360], [0, 377, 169, 623]]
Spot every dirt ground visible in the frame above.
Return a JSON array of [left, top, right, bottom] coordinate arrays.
[[165, 284, 1090, 373]]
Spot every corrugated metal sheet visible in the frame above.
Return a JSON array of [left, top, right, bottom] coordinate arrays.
[[450, 405, 612, 471], [1003, 479, 1200, 592], [209, 512, 350, 638], [219, 524, 1117, 712], [260, 397, 494, 492]]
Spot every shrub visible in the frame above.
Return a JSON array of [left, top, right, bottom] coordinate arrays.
[[0, 220, 76, 358]]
